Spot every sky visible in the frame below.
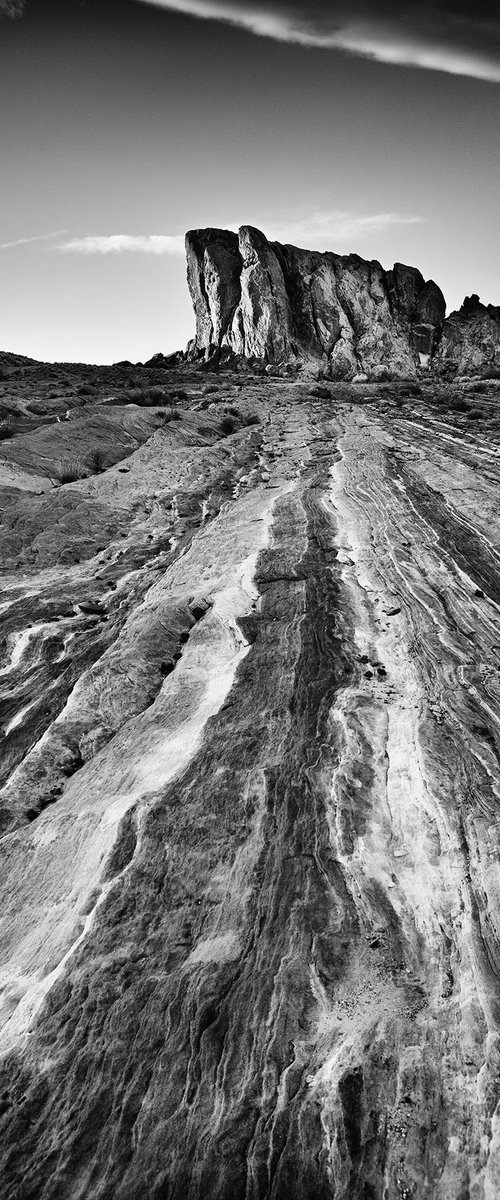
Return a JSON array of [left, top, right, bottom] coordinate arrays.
[[1, 0, 499, 364]]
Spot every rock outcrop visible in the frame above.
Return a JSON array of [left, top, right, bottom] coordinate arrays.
[[186, 225, 446, 379], [436, 294, 500, 378]]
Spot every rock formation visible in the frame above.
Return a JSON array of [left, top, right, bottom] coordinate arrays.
[[0, 333, 500, 1198], [437, 294, 500, 378], [186, 225, 446, 378], [186, 226, 500, 381]]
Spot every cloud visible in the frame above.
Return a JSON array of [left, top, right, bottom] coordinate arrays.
[[56, 213, 422, 259], [6, 1, 498, 80], [136, 1, 500, 81], [264, 210, 423, 246], [0, 230, 68, 250], [60, 234, 186, 255]]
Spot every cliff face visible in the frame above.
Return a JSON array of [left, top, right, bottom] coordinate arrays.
[[186, 225, 446, 378], [438, 294, 500, 378]]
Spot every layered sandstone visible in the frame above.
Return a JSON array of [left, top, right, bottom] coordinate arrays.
[[0, 355, 500, 1197]]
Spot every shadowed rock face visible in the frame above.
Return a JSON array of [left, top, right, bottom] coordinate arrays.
[[185, 225, 447, 378], [1, 356, 500, 1198]]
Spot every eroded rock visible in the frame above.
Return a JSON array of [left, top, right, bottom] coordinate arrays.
[[186, 225, 447, 379], [1, 340, 500, 1199]]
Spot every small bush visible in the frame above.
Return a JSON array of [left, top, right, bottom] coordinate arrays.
[[86, 448, 106, 473], [0, 420, 14, 441], [227, 406, 240, 417], [77, 383, 96, 396], [144, 386, 167, 403], [172, 388, 188, 400], [158, 406, 180, 423], [449, 397, 470, 413], [125, 387, 147, 403], [220, 416, 236, 435], [245, 414, 260, 426], [54, 457, 85, 484]]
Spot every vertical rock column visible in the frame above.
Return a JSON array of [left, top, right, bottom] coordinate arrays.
[[185, 228, 242, 355]]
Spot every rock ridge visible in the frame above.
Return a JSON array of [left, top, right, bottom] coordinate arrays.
[[186, 225, 500, 380]]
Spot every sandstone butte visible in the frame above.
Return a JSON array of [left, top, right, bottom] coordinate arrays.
[[0, 226, 499, 1199]]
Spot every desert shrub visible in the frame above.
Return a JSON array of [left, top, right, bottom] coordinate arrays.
[[77, 383, 96, 396], [54, 457, 85, 484], [86, 448, 106, 472], [125, 387, 147, 403], [198, 425, 214, 437], [449, 397, 470, 412], [0, 420, 14, 441], [144, 386, 167, 403], [157, 406, 180, 423], [122, 385, 175, 407], [227, 406, 240, 417], [220, 416, 236, 435], [467, 408, 486, 420], [202, 385, 218, 395], [245, 414, 260, 426], [172, 388, 188, 400]]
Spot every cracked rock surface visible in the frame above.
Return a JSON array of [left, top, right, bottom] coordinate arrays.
[[1, 364, 500, 1199]]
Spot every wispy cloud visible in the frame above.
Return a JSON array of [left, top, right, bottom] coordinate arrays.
[[264, 210, 423, 247], [136, 1, 500, 82], [0, 230, 68, 250], [56, 213, 423, 258], [6, 2, 499, 81], [59, 234, 186, 256]]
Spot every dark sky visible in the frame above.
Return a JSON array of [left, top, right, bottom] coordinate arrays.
[[1, 0, 499, 362]]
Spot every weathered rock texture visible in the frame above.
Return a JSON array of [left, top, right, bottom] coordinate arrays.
[[186, 225, 446, 378], [437, 294, 500, 378], [1, 358, 500, 1198], [186, 226, 500, 381]]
